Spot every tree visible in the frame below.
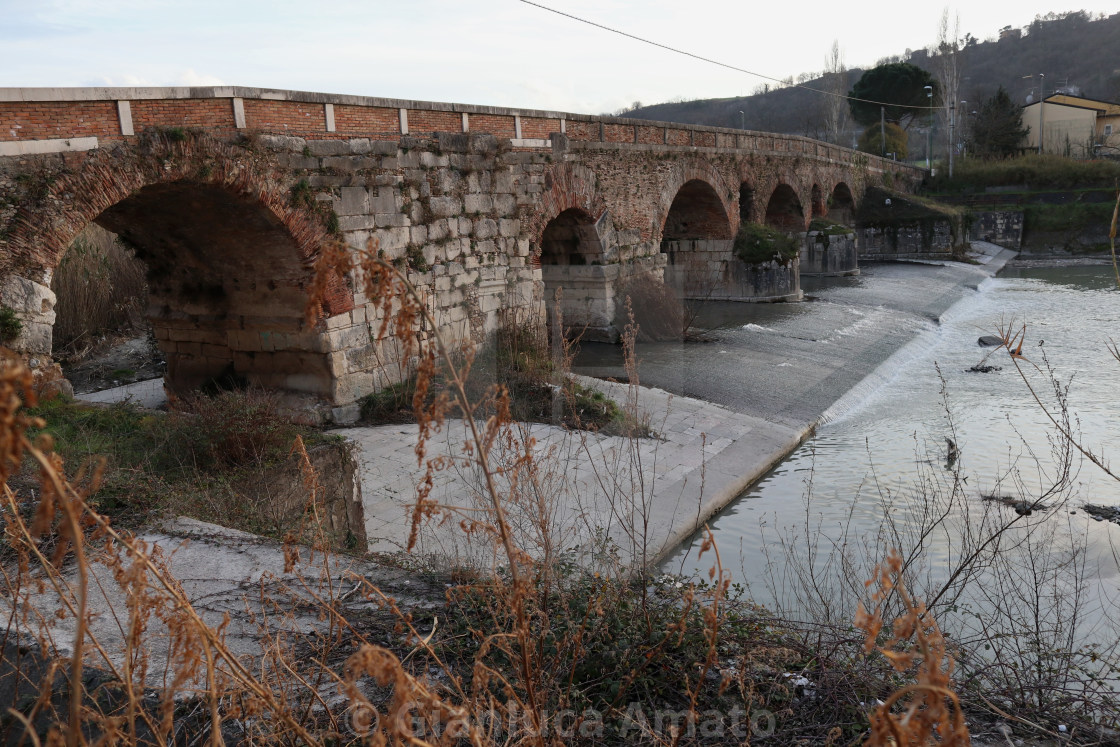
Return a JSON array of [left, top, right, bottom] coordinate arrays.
[[858, 122, 909, 159], [823, 40, 851, 146], [966, 86, 1028, 159], [848, 63, 939, 130], [932, 8, 963, 160]]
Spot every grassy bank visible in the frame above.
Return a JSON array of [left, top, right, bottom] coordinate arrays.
[[12, 391, 358, 548], [925, 154, 1120, 193]]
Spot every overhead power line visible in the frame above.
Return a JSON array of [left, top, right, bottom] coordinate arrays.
[[518, 0, 938, 112]]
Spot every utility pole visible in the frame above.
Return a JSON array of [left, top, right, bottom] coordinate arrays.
[[949, 102, 956, 177], [1037, 73, 1045, 154], [924, 85, 934, 170], [880, 106, 886, 157]]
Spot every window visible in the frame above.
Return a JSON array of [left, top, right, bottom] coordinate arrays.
[[1106, 124, 1114, 136]]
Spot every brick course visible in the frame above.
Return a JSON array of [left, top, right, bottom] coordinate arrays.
[[243, 99, 326, 133], [335, 105, 400, 136], [0, 101, 119, 141], [132, 99, 235, 130]]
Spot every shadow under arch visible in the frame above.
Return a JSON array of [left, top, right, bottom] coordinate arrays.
[[764, 183, 805, 232], [828, 182, 856, 225], [536, 207, 616, 340]]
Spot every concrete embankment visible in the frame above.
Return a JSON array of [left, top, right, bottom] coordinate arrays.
[[344, 242, 1017, 568]]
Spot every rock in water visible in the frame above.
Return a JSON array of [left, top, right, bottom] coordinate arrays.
[[978, 335, 1004, 347]]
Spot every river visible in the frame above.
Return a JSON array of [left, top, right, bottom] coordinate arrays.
[[574, 260, 1120, 626]]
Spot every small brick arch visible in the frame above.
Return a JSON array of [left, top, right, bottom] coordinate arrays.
[[525, 162, 609, 252], [656, 158, 734, 243], [828, 182, 857, 224], [764, 183, 806, 232]]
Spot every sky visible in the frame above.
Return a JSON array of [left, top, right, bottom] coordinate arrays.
[[2, 0, 1116, 115]]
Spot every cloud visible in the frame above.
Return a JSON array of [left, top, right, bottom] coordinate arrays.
[[176, 69, 225, 86]]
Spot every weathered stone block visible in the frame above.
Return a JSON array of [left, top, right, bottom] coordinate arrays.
[[429, 196, 461, 218], [469, 133, 498, 155], [375, 213, 409, 228], [378, 226, 411, 254], [473, 219, 498, 239], [339, 187, 369, 216], [348, 138, 371, 154], [257, 134, 307, 152], [419, 151, 448, 168], [464, 194, 493, 213], [438, 132, 470, 153], [339, 215, 377, 231], [307, 140, 351, 157], [493, 194, 517, 216]]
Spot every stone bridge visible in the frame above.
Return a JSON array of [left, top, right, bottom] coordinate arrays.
[[0, 86, 922, 422]]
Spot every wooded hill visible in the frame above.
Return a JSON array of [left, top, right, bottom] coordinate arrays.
[[622, 10, 1120, 147]]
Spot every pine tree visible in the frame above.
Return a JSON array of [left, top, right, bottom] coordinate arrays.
[[968, 87, 1029, 159]]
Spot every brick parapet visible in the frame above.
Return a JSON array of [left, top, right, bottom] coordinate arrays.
[[0, 86, 921, 181]]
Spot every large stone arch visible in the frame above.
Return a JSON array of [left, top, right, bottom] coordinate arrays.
[[0, 131, 353, 408]]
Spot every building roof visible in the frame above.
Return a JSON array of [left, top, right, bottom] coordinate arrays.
[[1040, 94, 1120, 116]]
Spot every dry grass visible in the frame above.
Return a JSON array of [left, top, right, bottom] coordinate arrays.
[[612, 271, 687, 342], [50, 225, 148, 357]]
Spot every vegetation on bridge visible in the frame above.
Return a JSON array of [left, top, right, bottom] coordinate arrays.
[[733, 222, 802, 265]]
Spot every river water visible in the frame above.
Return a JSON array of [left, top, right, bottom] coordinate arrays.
[[575, 261, 1120, 623]]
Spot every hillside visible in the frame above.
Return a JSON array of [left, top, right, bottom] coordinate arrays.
[[623, 10, 1120, 149]]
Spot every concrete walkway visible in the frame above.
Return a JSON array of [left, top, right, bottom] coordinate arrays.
[[337, 379, 807, 568]]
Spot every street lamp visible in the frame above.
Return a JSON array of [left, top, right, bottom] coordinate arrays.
[[739, 110, 745, 130], [924, 85, 934, 169]]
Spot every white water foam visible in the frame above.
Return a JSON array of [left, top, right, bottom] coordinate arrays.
[[818, 284, 997, 426]]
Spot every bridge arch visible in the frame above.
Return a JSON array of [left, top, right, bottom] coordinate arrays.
[[2, 132, 350, 407], [656, 160, 734, 243], [661, 179, 733, 242], [527, 163, 607, 255], [828, 182, 856, 225], [764, 183, 806, 232]]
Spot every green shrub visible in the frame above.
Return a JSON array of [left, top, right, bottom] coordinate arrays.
[[733, 222, 801, 265], [0, 306, 21, 342], [808, 219, 854, 235]]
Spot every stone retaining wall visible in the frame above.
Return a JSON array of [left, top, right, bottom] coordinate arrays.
[[800, 231, 859, 276]]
